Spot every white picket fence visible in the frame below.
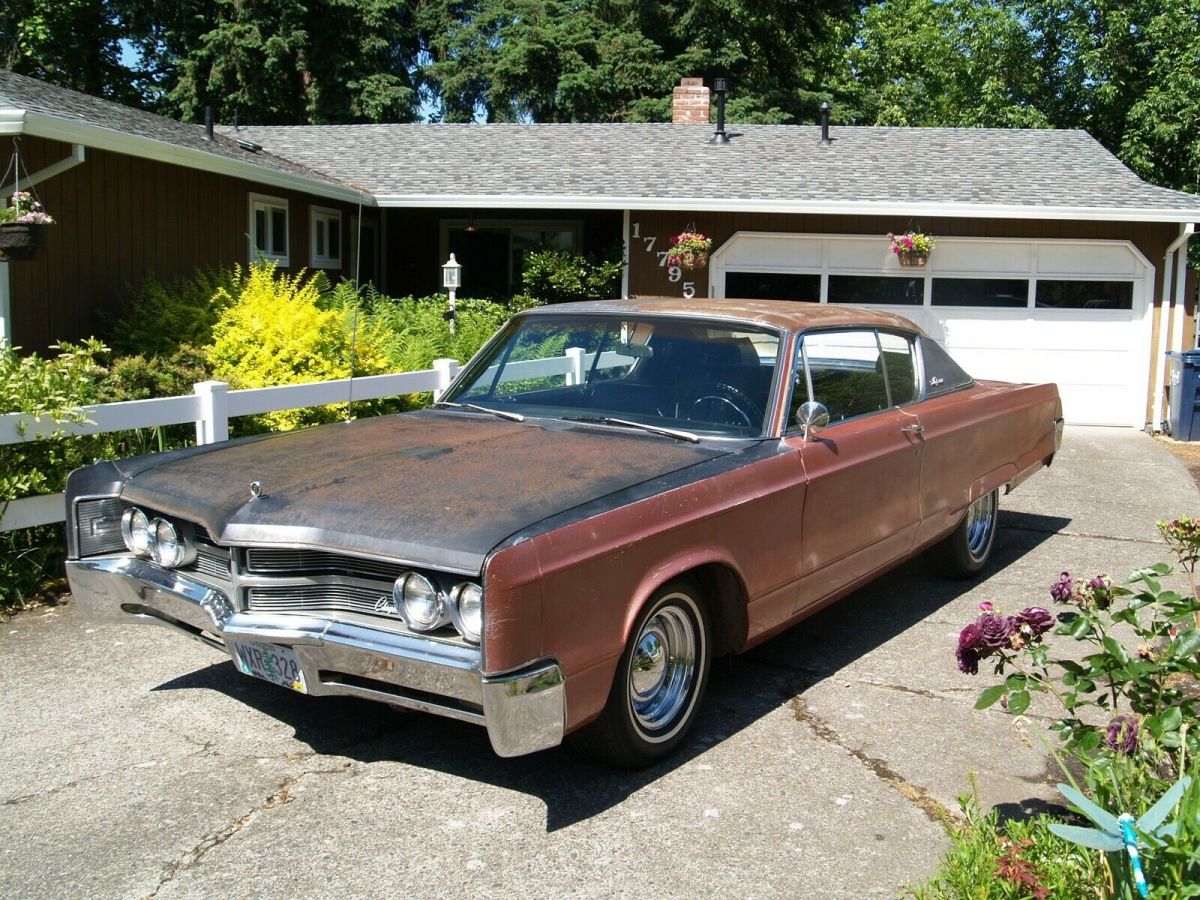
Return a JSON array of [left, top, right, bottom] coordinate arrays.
[[0, 358, 461, 532]]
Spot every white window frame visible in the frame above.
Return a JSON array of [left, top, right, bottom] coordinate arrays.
[[248, 193, 289, 266], [310, 206, 343, 269]]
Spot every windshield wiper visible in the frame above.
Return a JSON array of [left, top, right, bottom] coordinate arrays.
[[562, 415, 701, 444], [433, 401, 525, 422]]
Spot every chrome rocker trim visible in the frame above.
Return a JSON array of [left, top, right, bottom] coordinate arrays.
[[66, 557, 565, 758]]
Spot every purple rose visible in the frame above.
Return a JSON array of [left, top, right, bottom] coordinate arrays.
[[977, 613, 1015, 650], [956, 623, 983, 674], [1050, 571, 1074, 603], [1086, 573, 1113, 609], [1015, 607, 1054, 637], [956, 645, 980, 675], [1105, 716, 1139, 754]]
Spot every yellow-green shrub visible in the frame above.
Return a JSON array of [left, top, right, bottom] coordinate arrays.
[[207, 262, 392, 431], [106, 266, 241, 355]]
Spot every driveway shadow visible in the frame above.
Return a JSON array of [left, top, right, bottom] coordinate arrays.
[[154, 510, 1071, 831]]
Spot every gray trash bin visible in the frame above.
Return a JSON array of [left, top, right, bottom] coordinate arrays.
[[1166, 349, 1200, 441]]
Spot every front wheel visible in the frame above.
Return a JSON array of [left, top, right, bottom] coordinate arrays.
[[571, 580, 711, 768], [938, 488, 999, 577]]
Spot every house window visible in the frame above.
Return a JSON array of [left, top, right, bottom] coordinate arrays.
[[310, 207, 342, 269], [249, 193, 289, 266]]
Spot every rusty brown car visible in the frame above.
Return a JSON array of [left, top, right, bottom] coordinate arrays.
[[65, 298, 1063, 767]]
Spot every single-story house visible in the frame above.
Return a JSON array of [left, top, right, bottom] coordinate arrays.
[[2, 72, 1197, 430]]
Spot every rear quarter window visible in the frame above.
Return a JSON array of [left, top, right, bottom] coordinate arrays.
[[920, 337, 975, 398]]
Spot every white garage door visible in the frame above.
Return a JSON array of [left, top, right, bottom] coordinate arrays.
[[711, 233, 1154, 427]]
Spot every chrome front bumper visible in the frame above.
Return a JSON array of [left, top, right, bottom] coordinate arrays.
[[66, 557, 565, 757]]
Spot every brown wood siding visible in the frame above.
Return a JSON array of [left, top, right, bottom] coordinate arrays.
[[6, 136, 375, 351], [382, 208, 622, 298]]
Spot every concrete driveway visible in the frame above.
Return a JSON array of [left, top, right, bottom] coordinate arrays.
[[2, 427, 1196, 899]]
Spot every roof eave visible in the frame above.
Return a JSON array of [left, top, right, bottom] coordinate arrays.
[[0, 108, 374, 206], [373, 192, 1200, 223]]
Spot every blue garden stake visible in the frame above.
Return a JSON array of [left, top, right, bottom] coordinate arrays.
[[1116, 813, 1148, 898], [1048, 775, 1191, 899]]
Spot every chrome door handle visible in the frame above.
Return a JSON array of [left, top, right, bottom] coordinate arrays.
[[900, 423, 925, 435]]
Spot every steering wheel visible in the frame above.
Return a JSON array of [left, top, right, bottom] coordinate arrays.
[[679, 382, 763, 429]]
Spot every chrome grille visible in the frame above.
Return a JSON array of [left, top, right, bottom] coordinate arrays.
[[245, 548, 406, 581], [246, 583, 390, 616], [76, 498, 128, 557], [187, 534, 232, 582]]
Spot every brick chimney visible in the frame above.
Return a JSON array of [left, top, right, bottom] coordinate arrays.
[[672, 78, 710, 125]]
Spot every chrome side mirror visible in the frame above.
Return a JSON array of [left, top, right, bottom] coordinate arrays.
[[795, 401, 830, 441]]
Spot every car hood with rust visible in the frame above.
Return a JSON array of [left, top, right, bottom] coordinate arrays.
[[114, 410, 735, 573]]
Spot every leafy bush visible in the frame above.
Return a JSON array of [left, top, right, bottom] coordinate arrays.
[[520, 246, 623, 304], [909, 779, 1103, 899], [926, 516, 1200, 897], [206, 262, 395, 431], [367, 294, 535, 370], [0, 339, 107, 612], [105, 266, 241, 355]]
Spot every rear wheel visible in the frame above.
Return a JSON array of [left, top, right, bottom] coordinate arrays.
[[939, 488, 999, 577], [571, 579, 711, 768]]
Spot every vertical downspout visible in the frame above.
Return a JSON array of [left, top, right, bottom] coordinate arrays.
[[1151, 223, 1194, 431], [0, 261, 10, 346], [1171, 230, 1192, 353], [621, 209, 631, 298]]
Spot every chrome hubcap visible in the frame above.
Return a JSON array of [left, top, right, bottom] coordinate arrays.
[[965, 491, 997, 560], [628, 600, 697, 735]]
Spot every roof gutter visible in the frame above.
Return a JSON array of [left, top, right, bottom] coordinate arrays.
[[0, 108, 373, 206], [0, 141, 85, 197], [1150, 221, 1194, 432], [371, 193, 1200, 224]]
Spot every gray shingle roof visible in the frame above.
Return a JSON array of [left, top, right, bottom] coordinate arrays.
[[223, 122, 1200, 220], [0, 70, 361, 196], [3, 70, 1197, 221]]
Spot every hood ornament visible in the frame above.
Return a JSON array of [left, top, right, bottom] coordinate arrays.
[[249, 481, 266, 500]]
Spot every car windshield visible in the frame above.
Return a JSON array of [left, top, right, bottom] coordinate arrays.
[[443, 314, 781, 438]]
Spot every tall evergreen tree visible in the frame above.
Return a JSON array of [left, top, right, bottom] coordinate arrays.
[[2, 0, 141, 105], [118, 0, 420, 124]]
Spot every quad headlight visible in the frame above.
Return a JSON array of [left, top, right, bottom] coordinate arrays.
[[120, 507, 194, 569], [393, 573, 448, 631], [450, 582, 483, 644], [390, 572, 482, 643], [120, 508, 153, 556]]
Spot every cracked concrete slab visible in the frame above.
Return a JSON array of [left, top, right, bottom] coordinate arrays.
[[1, 426, 1196, 898]]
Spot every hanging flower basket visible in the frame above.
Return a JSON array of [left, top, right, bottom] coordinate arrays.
[[667, 230, 714, 271], [0, 190, 54, 261], [888, 231, 935, 268], [0, 222, 44, 261]]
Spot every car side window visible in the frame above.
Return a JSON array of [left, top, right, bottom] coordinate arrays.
[[790, 329, 918, 428], [879, 331, 918, 405]]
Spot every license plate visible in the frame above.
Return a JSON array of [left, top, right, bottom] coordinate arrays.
[[229, 639, 307, 694]]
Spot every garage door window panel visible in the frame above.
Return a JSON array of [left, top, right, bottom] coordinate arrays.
[[1035, 280, 1133, 310], [726, 271, 821, 301], [828, 275, 923, 306], [932, 278, 1028, 308]]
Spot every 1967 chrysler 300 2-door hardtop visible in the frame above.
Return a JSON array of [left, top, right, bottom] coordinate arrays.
[[67, 298, 1062, 766]]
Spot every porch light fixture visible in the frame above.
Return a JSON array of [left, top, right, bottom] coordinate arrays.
[[442, 253, 462, 334]]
